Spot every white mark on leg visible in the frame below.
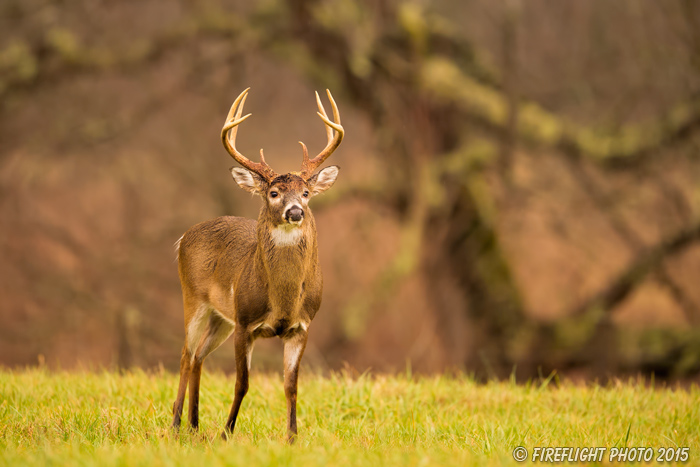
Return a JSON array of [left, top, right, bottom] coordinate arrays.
[[186, 303, 210, 355], [284, 341, 304, 374], [288, 321, 309, 333], [246, 342, 255, 370], [191, 307, 235, 362]]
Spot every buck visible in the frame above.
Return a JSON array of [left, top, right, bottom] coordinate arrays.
[[171, 88, 343, 442]]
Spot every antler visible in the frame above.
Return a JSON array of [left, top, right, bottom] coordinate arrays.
[[221, 88, 278, 181], [299, 89, 344, 179]]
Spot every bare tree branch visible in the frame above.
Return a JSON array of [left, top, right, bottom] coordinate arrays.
[[563, 156, 700, 324], [571, 219, 700, 318]]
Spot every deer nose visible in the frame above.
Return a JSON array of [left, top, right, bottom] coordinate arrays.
[[285, 206, 304, 223]]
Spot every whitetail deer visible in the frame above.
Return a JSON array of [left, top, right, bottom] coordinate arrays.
[[170, 88, 343, 442]]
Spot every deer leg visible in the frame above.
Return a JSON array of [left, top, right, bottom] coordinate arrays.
[[171, 344, 192, 431], [187, 356, 203, 430], [188, 312, 234, 431], [222, 328, 253, 440], [283, 331, 308, 444]]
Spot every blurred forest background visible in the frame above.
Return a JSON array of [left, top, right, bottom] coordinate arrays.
[[2, 0, 700, 380]]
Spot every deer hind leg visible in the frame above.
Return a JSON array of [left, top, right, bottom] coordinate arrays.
[[283, 330, 308, 444], [188, 309, 235, 430], [222, 327, 253, 440], [171, 344, 192, 431]]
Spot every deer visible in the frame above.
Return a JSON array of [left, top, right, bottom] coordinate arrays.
[[170, 88, 343, 442]]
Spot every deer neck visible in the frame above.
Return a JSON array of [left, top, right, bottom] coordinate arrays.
[[255, 212, 317, 320]]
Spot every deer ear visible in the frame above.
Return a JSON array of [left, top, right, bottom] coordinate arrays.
[[308, 165, 340, 196], [230, 167, 266, 195]]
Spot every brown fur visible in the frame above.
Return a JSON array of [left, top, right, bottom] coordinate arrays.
[[171, 170, 335, 442]]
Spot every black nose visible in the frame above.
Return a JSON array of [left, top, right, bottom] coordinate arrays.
[[286, 206, 304, 222]]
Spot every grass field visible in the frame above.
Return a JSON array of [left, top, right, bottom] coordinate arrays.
[[0, 368, 698, 466]]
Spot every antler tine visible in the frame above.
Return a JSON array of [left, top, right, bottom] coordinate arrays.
[[221, 88, 277, 181], [316, 91, 333, 143], [300, 89, 344, 179]]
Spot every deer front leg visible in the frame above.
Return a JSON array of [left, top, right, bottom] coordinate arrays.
[[222, 328, 253, 440], [283, 330, 308, 444]]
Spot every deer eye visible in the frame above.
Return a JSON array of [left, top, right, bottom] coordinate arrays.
[[270, 191, 278, 198], [303, 191, 309, 198]]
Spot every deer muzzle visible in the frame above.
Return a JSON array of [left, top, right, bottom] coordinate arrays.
[[285, 205, 304, 224]]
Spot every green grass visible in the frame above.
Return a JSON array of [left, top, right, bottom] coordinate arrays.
[[0, 368, 698, 466]]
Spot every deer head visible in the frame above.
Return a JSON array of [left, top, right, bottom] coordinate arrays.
[[222, 88, 343, 230]]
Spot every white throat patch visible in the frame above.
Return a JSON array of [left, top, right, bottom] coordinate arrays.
[[271, 225, 304, 247]]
